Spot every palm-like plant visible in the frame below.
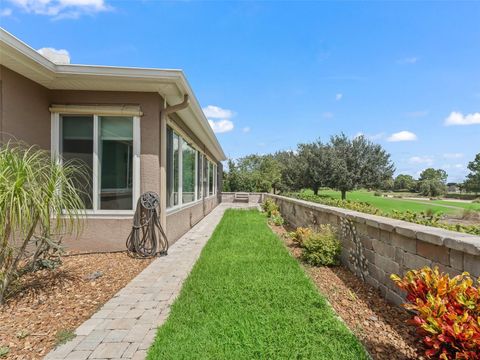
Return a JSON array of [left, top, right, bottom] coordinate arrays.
[[0, 141, 87, 303]]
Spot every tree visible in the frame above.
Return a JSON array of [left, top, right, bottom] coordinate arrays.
[[272, 150, 302, 193], [223, 155, 282, 193], [418, 168, 447, 197], [394, 174, 417, 192], [464, 153, 480, 194], [296, 141, 332, 195], [327, 134, 395, 200]]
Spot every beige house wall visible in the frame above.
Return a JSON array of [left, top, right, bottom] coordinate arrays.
[[0, 65, 223, 253]]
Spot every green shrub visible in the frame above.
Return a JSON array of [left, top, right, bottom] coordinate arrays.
[[302, 225, 341, 266], [473, 197, 480, 204], [262, 198, 279, 217], [373, 191, 382, 197]]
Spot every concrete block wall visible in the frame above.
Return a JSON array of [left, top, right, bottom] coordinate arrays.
[[264, 194, 480, 306]]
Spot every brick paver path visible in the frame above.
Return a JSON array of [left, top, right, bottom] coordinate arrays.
[[45, 203, 254, 360]]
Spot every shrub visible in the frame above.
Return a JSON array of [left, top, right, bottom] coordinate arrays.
[[373, 191, 383, 197], [290, 227, 313, 246], [391, 267, 480, 359], [269, 209, 285, 226], [473, 198, 480, 204], [302, 225, 341, 266], [262, 198, 279, 217], [0, 142, 86, 303]]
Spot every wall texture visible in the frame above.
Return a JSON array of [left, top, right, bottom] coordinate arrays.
[[166, 196, 219, 244], [264, 194, 480, 306]]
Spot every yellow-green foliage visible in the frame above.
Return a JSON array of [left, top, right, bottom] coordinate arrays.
[[302, 225, 341, 266], [262, 198, 279, 217], [290, 227, 313, 246]]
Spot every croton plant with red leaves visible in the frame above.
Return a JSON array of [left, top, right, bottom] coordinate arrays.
[[391, 267, 480, 359]]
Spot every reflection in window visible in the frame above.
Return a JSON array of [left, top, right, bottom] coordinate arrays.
[[196, 153, 203, 200], [182, 142, 196, 204], [61, 115, 94, 209], [99, 116, 133, 210], [208, 161, 214, 196]]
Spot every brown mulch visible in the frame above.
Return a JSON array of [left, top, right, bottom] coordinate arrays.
[[269, 223, 424, 360], [0, 252, 152, 359]]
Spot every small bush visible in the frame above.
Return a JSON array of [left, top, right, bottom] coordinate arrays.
[[473, 197, 480, 204], [302, 225, 341, 266], [373, 191, 382, 197], [290, 227, 313, 246], [391, 267, 480, 360], [262, 199, 279, 217], [269, 209, 285, 226], [55, 329, 76, 347]]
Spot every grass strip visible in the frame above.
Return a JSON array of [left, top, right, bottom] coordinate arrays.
[[148, 209, 366, 360]]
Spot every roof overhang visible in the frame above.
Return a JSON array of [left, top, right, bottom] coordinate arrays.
[[0, 28, 226, 161]]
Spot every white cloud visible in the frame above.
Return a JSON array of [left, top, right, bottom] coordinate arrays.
[[0, 8, 13, 16], [444, 111, 480, 126], [8, 0, 109, 18], [335, 93, 343, 101], [354, 132, 385, 141], [203, 105, 235, 134], [37, 47, 71, 64], [322, 112, 334, 119], [397, 57, 418, 64], [409, 156, 434, 166], [242, 127, 251, 133], [208, 119, 234, 134], [443, 153, 464, 159], [202, 105, 234, 119], [386, 130, 417, 142], [406, 110, 428, 118]]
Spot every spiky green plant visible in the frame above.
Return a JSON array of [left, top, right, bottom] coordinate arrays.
[[0, 141, 87, 303]]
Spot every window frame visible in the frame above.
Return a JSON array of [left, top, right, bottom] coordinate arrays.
[[51, 112, 141, 216]]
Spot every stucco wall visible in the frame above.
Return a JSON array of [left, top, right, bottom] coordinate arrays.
[[166, 196, 219, 244], [264, 194, 480, 306], [0, 66, 51, 148]]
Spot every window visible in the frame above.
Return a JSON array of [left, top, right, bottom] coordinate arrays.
[[166, 126, 220, 209], [54, 113, 140, 213], [208, 161, 214, 196], [61, 115, 94, 209], [196, 153, 203, 200], [182, 142, 196, 204]]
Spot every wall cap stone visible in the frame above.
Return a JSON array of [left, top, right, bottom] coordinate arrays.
[[265, 194, 480, 256]]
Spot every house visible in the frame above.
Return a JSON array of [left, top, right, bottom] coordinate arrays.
[[0, 28, 226, 252]]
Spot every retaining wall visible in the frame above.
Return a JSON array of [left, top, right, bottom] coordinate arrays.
[[221, 192, 264, 204], [264, 194, 480, 305]]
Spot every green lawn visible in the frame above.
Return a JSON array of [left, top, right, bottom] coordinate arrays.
[[148, 210, 367, 360], [309, 189, 476, 215]]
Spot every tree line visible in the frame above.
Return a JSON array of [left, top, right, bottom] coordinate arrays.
[[223, 133, 480, 199]]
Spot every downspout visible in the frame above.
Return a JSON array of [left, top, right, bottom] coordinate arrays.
[[159, 94, 190, 235]]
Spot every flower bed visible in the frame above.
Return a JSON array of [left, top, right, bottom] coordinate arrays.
[[0, 252, 151, 359], [268, 222, 423, 360]]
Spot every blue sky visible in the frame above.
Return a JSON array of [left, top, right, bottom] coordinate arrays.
[[1, 1, 479, 182]]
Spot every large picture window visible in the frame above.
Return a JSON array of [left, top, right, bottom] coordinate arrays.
[[54, 113, 140, 213]]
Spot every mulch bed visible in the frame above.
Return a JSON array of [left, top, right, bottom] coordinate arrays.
[[269, 223, 425, 360], [0, 252, 152, 359]]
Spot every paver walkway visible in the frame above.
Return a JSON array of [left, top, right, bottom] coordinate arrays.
[[46, 203, 254, 360]]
